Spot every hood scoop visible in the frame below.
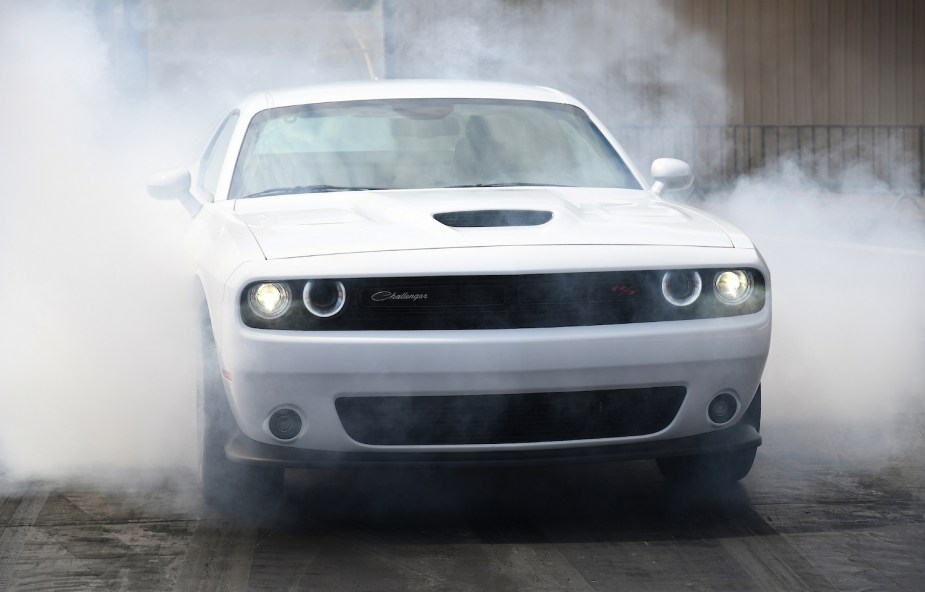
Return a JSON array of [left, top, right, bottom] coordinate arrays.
[[433, 209, 553, 228]]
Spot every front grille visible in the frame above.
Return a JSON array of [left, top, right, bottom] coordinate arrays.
[[241, 270, 767, 330], [335, 387, 686, 445]]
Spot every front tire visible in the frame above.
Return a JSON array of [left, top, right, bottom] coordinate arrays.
[[656, 446, 757, 484], [198, 311, 284, 507]]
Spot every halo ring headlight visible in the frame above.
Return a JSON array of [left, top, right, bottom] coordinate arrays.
[[247, 282, 291, 319], [714, 270, 753, 304], [661, 270, 702, 307], [303, 280, 347, 318]]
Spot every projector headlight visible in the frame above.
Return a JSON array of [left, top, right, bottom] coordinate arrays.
[[248, 282, 291, 319], [661, 270, 702, 307], [303, 280, 347, 318], [714, 270, 753, 304]]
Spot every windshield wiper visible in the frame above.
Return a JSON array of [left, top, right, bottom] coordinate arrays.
[[444, 182, 573, 189], [241, 185, 385, 199]]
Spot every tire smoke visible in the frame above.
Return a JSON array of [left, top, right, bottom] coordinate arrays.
[[0, 3, 199, 478], [707, 164, 925, 430], [1, 0, 921, 482]]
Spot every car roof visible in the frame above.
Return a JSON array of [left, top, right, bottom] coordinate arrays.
[[239, 80, 581, 113]]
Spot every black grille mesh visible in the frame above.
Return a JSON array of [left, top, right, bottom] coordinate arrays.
[[335, 387, 686, 445]]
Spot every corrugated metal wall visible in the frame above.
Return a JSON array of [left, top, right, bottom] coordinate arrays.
[[635, 0, 925, 191], [700, 0, 925, 126]]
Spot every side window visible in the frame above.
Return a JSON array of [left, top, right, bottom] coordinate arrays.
[[200, 111, 240, 197]]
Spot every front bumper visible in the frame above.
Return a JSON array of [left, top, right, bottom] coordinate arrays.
[[218, 311, 770, 455]]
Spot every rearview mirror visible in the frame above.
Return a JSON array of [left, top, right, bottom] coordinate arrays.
[[146, 168, 191, 200], [650, 158, 693, 195]]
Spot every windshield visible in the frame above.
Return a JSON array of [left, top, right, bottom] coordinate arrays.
[[229, 98, 640, 199]]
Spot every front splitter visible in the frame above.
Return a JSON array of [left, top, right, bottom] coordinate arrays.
[[224, 423, 761, 469]]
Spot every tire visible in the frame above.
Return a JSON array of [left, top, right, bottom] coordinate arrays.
[[656, 387, 761, 484], [656, 446, 757, 484], [198, 311, 284, 507]]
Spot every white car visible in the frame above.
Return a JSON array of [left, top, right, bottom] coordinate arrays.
[[148, 80, 770, 503]]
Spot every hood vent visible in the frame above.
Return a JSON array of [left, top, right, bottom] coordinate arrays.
[[434, 209, 553, 228]]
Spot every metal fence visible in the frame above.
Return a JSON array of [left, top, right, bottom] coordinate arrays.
[[613, 125, 925, 197]]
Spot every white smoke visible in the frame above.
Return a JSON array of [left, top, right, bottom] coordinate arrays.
[[0, 3, 200, 477], [706, 162, 925, 431], [1, 0, 921, 481], [386, 0, 726, 128], [0, 0, 382, 480]]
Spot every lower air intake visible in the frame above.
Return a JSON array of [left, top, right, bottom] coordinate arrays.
[[336, 387, 686, 446]]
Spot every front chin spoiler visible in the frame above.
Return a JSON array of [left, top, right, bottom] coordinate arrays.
[[224, 424, 761, 470]]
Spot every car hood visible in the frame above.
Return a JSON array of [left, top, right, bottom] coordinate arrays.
[[232, 187, 734, 260]]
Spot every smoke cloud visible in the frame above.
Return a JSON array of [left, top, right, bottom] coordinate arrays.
[[0, 0, 384, 480], [707, 164, 925, 429], [0, 0, 921, 482], [385, 0, 727, 128], [0, 3, 199, 477]]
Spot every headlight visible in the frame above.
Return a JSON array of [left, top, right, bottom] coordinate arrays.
[[661, 270, 702, 307], [303, 280, 346, 317], [714, 270, 753, 304], [247, 282, 291, 319]]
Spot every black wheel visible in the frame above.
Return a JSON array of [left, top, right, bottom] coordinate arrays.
[[657, 387, 761, 484], [198, 311, 284, 507]]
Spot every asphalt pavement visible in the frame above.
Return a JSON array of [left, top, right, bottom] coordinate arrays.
[[1, 414, 923, 591]]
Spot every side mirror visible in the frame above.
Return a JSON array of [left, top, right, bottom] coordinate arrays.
[[146, 168, 191, 200], [650, 158, 693, 195]]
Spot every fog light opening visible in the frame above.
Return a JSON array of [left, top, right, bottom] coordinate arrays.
[[268, 408, 303, 441], [708, 393, 738, 425]]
